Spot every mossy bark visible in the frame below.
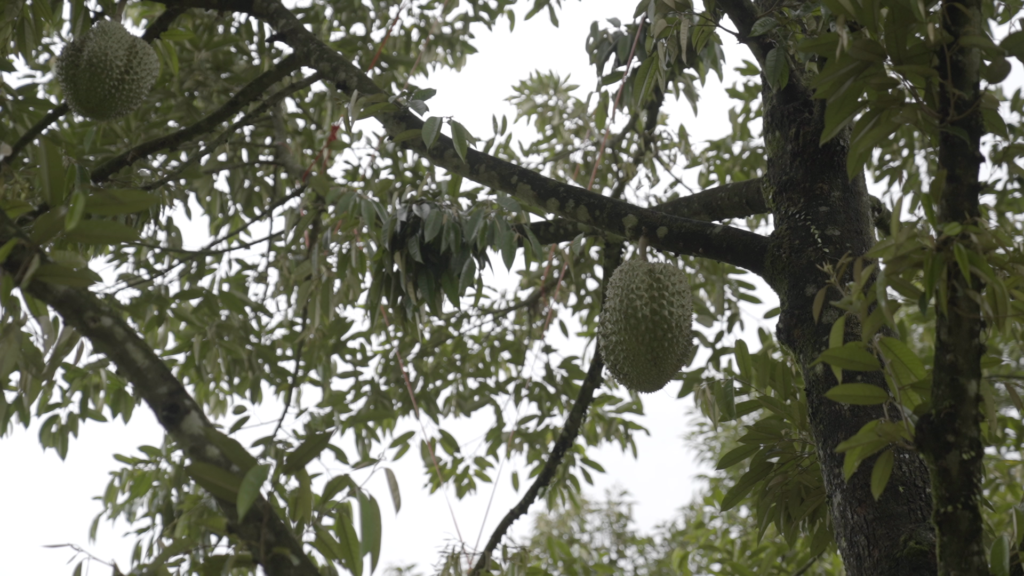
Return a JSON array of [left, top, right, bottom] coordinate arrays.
[[761, 73, 937, 575], [914, 0, 989, 573]]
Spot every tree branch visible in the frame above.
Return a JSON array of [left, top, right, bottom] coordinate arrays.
[[469, 241, 623, 575], [140, 72, 321, 191], [159, 0, 770, 278], [0, 212, 319, 576], [526, 178, 767, 244], [716, 0, 773, 64]]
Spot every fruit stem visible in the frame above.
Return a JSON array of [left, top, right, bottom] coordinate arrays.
[[637, 235, 649, 262]]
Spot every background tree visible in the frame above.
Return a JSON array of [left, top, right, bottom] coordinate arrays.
[[2, 0, 1024, 574]]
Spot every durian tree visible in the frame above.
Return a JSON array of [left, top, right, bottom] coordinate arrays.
[[2, 0, 1024, 574]]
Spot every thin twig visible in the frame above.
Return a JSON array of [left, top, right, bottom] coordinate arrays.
[[92, 54, 302, 183], [469, 242, 623, 575], [140, 73, 321, 191]]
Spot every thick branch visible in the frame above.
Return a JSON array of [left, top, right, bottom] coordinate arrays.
[[0, 214, 319, 576], [655, 177, 766, 220], [159, 0, 770, 278], [91, 52, 303, 183], [717, 0, 773, 64], [526, 183, 903, 246], [527, 178, 766, 243]]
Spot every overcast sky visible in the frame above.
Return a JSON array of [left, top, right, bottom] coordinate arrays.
[[0, 1, 773, 574]]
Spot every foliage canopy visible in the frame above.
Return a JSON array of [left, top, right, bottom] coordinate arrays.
[[3, 0, 1024, 574]]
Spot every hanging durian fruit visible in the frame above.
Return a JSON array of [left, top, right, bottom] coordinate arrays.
[[599, 239, 694, 393], [57, 20, 160, 121]]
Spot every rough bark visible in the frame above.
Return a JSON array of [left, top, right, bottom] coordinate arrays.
[[761, 77, 937, 575], [913, 0, 989, 573], [710, 0, 939, 572], [525, 178, 765, 244]]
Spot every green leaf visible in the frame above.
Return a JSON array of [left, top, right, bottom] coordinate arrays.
[[734, 339, 752, 379], [715, 381, 737, 421], [847, 107, 900, 179], [953, 242, 972, 287], [423, 209, 444, 244], [185, 462, 242, 501], [422, 116, 442, 149], [984, 57, 1012, 84], [411, 88, 437, 102], [798, 32, 840, 57], [438, 428, 461, 455], [0, 239, 17, 264], [65, 192, 86, 231], [812, 342, 881, 372], [447, 173, 463, 198], [458, 256, 477, 295], [820, 88, 865, 145], [31, 263, 102, 288], [825, 383, 890, 405], [315, 526, 349, 564], [812, 286, 828, 324], [64, 220, 140, 245], [498, 222, 516, 270], [322, 474, 355, 503], [1002, 31, 1024, 62], [30, 209, 67, 244], [281, 431, 333, 475], [632, 56, 658, 108], [764, 47, 790, 91], [720, 461, 773, 511], [749, 17, 778, 37], [847, 38, 887, 62], [359, 494, 382, 572], [160, 28, 195, 41], [829, 314, 847, 346], [204, 428, 258, 472], [236, 464, 270, 520], [450, 120, 471, 162], [819, 0, 856, 19], [384, 467, 401, 513], [991, 534, 1010, 576], [85, 189, 160, 215], [392, 129, 422, 143], [408, 99, 429, 115], [870, 449, 893, 500], [715, 443, 760, 470], [336, 506, 363, 575], [595, 90, 609, 130], [835, 420, 908, 470], [842, 441, 889, 480], [877, 337, 926, 387]]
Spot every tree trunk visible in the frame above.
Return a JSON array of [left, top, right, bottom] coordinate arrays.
[[915, 0, 989, 573], [762, 76, 937, 574]]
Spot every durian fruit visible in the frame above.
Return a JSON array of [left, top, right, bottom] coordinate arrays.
[[598, 248, 694, 393], [57, 20, 159, 121]]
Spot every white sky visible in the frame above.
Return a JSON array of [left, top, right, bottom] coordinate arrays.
[[0, 1, 775, 574]]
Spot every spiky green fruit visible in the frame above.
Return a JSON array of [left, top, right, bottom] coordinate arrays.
[[57, 21, 159, 121], [599, 258, 694, 393]]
